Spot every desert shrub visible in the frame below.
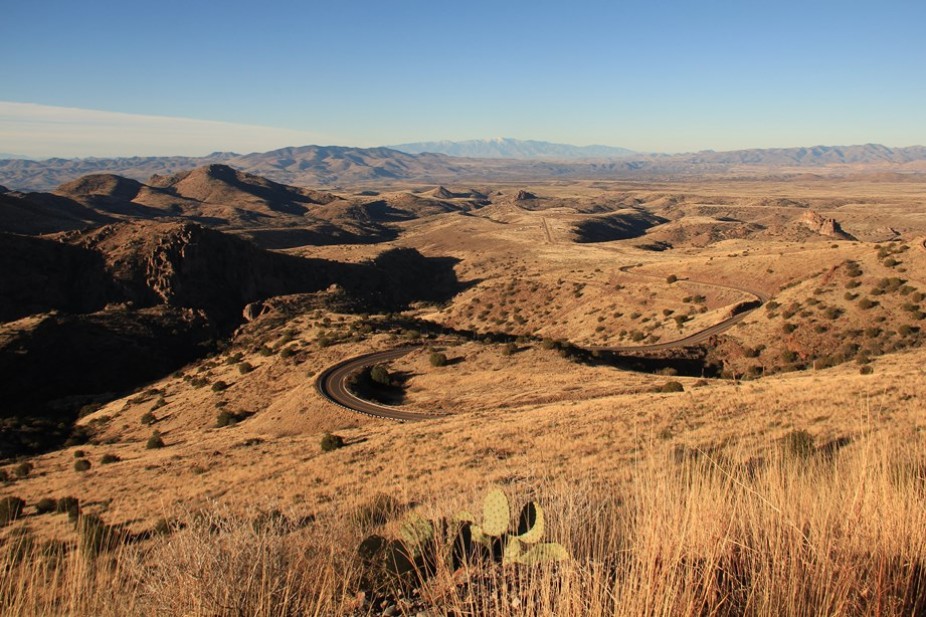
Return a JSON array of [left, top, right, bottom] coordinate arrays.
[[370, 365, 391, 386], [73, 450, 86, 458], [824, 307, 843, 320], [280, 346, 297, 359], [56, 496, 80, 515], [35, 497, 57, 515], [540, 338, 557, 350], [784, 429, 815, 458], [13, 462, 33, 478], [146, 431, 165, 449], [140, 412, 157, 426], [100, 453, 121, 465], [258, 345, 275, 356], [74, 459, 91, 472], [0, 496, 25, 525], [78, 514, 122, 556], [666, 274, 678, 284], [216, 410, 251, 428], [898, 324, 919, 337], [211, 380, 229, 393], [237, 361, 255, 374], [657, 381, 684, 393], [860, 365, 874, 375], [429, 352, 448, 367], [351, 493, 402, 529], [858, 298, 878, 310], [77, 402, 103, 418], [190, 376, 209, 388], [320, 432, 345, 452], [782, 322, 797, 334], [501, 342, 517, 356]]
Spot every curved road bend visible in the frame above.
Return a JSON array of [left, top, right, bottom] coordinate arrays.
[[318, 267, 771, 420], [315, 345, 440, 422]]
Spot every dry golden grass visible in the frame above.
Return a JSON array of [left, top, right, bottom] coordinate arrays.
[[3, 424, 925, 616]]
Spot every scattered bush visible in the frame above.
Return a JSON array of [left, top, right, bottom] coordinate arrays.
[[429, 352, 448, 367], [100, 453, 121, 465], [238, 361, 255, 375], [858, 298, 878, 310], [74, 459, 91, 472], [211, 380, 229, 393], [73, 450, 86, 458], [501, 342, 517, 356], [784, 430, 815, 458], [0, 496, 25, 525], [351, 493, 402, 529], [320, 432, 345, 452], [35, 497, 57, 515], [56, 496, 80, 515], [860, 365, 874, 375], [140, 412, 157, 426], [370, 365, 391, 386], [666, 274, 678, 284], [13, 462, 33, 478], [280, 346, 297, 359], [146, 431, 165, 450], [216, 410, 250, 428], [656, 381, 684, 393]]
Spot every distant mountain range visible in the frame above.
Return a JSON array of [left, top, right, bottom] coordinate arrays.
[[390, 138, 637, 159], [1, 143, 925, 191]]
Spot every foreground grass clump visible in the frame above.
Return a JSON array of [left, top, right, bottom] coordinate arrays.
[[1, 432, 924, 616]]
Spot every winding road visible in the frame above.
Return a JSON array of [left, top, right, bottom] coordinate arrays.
[[315, 346, 434, 421], [316, 264, 770, 421]]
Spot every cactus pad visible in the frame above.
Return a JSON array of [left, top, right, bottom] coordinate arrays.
[[481, 488, 510, 536], [516, 501, 545, 543]]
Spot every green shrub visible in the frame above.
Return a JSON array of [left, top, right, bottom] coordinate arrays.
[[146, 431, 165, 450], [35, 497, 57, 515], [0, 497, 25, 525], [429, 352, 448, 367], [320, 432, 345, 452], [370, 365, 391, 386], [216, 410, 250, 428], [74, 459, 91, 472], [100, 453, 121, 465]]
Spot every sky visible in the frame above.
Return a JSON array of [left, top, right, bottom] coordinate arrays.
[[1, 0, 924, 158]]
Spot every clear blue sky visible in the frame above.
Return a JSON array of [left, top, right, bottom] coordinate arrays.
[[2, 0, 924, 156]]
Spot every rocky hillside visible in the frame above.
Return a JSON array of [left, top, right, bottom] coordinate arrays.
[[0, 221, 465, 457]]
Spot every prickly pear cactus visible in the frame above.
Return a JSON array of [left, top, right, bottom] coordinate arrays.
[[481, 488, 510, 536], [399, 513, 434, 553]]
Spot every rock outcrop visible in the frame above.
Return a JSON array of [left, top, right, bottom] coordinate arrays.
[[799, 210, 854, 240]]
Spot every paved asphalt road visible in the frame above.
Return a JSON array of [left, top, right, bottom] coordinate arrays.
[[317, 266, 770, 421]]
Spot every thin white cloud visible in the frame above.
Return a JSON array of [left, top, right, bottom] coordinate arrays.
[[0, 101, 332, 158]]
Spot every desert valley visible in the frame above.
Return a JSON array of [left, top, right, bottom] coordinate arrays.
[[1, 141, 925, 615]]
